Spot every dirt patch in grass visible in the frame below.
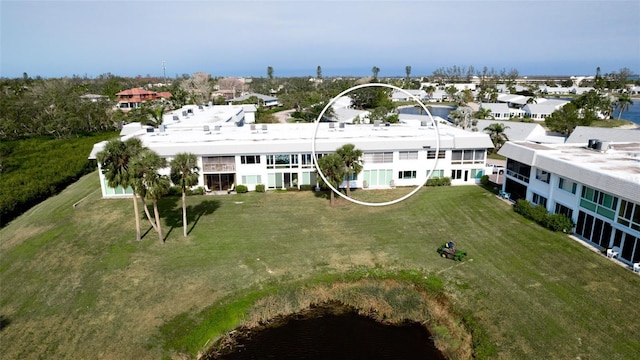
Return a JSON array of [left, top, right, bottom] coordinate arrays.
[[0, 224, 53, 252]]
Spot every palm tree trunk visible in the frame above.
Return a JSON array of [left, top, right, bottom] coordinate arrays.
[[181, 190, 188, 237], [140, 197, 159, 233], [153, 201, 163, 242], [330, 190, 335, 206], [132, 194, 141, 241]]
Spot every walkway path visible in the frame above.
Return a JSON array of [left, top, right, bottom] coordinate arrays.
[[273, 109, 295, 123]]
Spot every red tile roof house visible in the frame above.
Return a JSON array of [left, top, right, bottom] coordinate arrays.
[[115, 88, 172, 110]]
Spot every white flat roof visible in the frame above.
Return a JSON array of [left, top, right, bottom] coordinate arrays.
[[89, 106, 493, 159], [499, 141, 640, 203]]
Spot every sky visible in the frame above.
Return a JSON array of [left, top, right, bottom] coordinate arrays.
[[1, 0, 639, 79]]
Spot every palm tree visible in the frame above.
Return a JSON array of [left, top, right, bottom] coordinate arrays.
[[483, 123, 510, 152], [616, 93, 633, 120], [170, 153, 200, 237], [144, 104, 165, 127], [130, 149, 169, 243], [317, 153, 346, 206], [475, 107, 493, 120], [404, 65, 411, 87], [371, 66, 380, 80], [336, 144, 363, 197], [96, 138, 144, 241]]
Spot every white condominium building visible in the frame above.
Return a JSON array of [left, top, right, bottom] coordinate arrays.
[[499, 139, 640, 266]]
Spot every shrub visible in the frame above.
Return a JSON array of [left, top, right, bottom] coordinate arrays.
[[299, 184, 315, 191], [235, 184, 248, 193], [188, 187, 204, 196], [530, 204, 549, 224], [255, 184, 266, 192], [513, 199, 532, 217], [426, 177, 451, 187], [480, 174, 490, 185], [167, 186, 182, 197], [545, 213, 574, 232], [513, 199, 573, 232]]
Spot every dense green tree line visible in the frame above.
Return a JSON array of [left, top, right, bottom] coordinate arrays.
[[0, 74, 176, 141], [0, 133, 116, 226]]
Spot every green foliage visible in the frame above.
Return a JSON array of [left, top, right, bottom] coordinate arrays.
[[299, 184, 315, 191], [0, 133, 115, 226], [426, 177, 451, 186], [545, 213, 574, 233], [255, 184, 266, 192], [235, 184, 248, 193], [480, 175, 490, 185], [513, 199, 573, 232]]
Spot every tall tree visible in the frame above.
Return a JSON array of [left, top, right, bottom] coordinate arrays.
[[483, 123, 510, 152], [170, 153, 200, 237], [449, 106, 476, 130], [144, 103, 166, 127], [404, 65, 412, 86], [371, 66, 380, 80], [267, 66, 274, 80], [96, 138, 144, 241], [317, 153, 346, 206], [336, 144, 363, 197], [544, 103, 594, 136], [316, 65, 322, 79], [130, 149, 169, 243], [616, 93, 634, 120]]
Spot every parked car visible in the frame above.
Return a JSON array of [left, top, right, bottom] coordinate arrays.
[[488, 163, 505, 175]]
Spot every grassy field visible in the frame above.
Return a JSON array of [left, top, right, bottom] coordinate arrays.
[[1, 171, 639, 359]]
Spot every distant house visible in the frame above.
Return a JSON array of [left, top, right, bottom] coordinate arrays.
[[228, 93, 280, 107], [115, 88, 171, 110], [496, 94, 530, 108], [80, 94, 107, 102], [474, 119, 565, 144], [391, 89, 427, 102], [479, 103, 525, 120], [522, 99, 569, 120]]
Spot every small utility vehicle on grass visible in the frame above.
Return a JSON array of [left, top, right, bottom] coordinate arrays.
[[437, 241, 468, 261]]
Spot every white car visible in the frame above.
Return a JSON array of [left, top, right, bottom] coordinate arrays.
[[488, 164, 505, 175]]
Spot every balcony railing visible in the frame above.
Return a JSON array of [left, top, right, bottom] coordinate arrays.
[[203, 163, 236, 172]]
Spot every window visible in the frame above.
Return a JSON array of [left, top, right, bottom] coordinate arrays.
[[451, 149, 485, 164], [301, 153, 315, 168], [398, 151, 418, 160], [618, 199, 640, 231], [363, 152, 393, 163], [470, 169, 484, 179], [451, 150, 463, 164], [532, 193, 547, 207], [266, 154, 299, 169], [426, 150, 446, 159], [555, 203, 573, 219], [241, 175, 262, 185], [398, 170, 417, 179], [580, 186, 617, 220], [451, 169, 463, 180], [240, 155, 261, 164], [535, 169, 550, 183], [363, 169, 393, 186], [558, 177, 577, 194], [429, 169, 444, 178]]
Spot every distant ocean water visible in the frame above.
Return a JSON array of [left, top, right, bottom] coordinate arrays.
[[400, 100, 640, 126], [613, 100, 640, 126]]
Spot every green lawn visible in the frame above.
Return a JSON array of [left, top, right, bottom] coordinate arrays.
[[1, 171, 639, 359]]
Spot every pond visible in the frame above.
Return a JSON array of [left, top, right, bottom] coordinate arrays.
[[206, 301, 446, 360]]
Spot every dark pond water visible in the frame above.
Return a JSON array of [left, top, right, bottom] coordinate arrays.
[[207, 301, 446, 360], [399, 105, 454, 120]]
